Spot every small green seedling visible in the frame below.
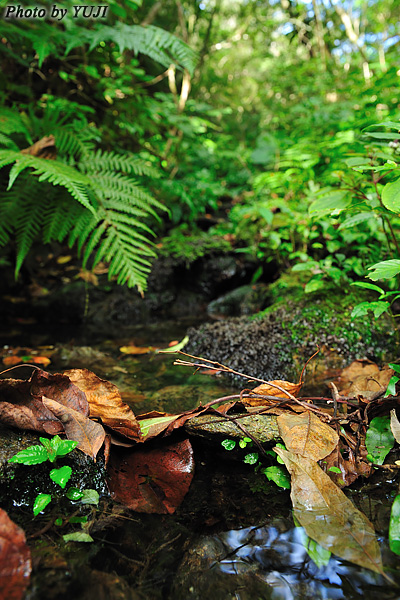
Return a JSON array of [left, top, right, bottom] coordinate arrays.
[[8, 435, 99, 528], [221, 437, 291, 490]]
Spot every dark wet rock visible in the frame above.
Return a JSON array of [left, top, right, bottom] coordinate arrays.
[[186, 287, 399, 386], [207, 283, 270, 318], [0, 424, 108, 513]]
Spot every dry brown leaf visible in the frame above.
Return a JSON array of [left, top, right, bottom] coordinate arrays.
[[277, 411, 338, 461], [274, 446, 386, 577], [42, 397, 105, 460], [323, 442, 372, 488], [338, 360, 393, 399], [247, 380, 302, 405], [0, 378, 63, 435], [21, 135, 56, 159], [63, 369, 141, 441], [30, 369, 89, 416], [390, 409, 400, 444]]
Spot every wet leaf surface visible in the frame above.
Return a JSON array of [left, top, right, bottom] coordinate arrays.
[[42, 397, 105, 460], [0, 508, 31, 600], [274, 446, 385, 576], [0, 378, 63, 435], [63, 369, 141, 441], [107, 438, 194, 513], [277, 411, 339, 461]]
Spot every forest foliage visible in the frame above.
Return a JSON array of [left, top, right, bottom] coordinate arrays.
[[0, 0, 399, 297]]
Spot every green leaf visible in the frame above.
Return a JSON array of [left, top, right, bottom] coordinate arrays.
[[351, 281, 385, 295], [389, 495, 400, 555], [262, 465, 291, 489], [368, 260, 400, 281], [9, 445, 49, 465], [363, 121, 400, 131], [389, 363, 400, 374], [158, 335, 189, 353], [33, 493, 52, 516], [296, 526, 332, 567], [79, 489, 100, 505], [385, 375, 399, 397], [365, 416, 394, 465], [244, 453, 258, 465], [382, 178, 400, 213], [304, 279, 326, 294], [328, 466, 342, 474], [309, 191, 350, 216], [63, 532, 94, 543], [221, 439, 236, 451], [66, 487, 84, 501], [49, 436, 79, 461], [50, 465, 72, 489]]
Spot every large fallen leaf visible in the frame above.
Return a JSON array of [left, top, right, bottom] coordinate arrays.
[[277, 411, 339, 461], [63, 369, 141, 441], [0, 378, 63, 435], [30, 369, 89, 415], [338, 359, 393, 399], [0, 508, 32, 600], [42, 397, 105, 460], [274, 446, 385, 576], [107, 438, 194, 514]]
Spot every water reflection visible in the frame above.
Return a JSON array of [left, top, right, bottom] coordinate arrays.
[[202, 520, 396, 600]]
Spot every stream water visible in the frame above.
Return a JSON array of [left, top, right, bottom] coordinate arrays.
[[5, 319, 400, 599]]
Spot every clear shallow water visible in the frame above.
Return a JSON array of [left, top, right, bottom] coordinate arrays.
[[5, 319, 400, 599]]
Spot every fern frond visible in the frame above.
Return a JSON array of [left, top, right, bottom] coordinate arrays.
[[85, 23, 197, 74], [0, 133, 20, 150], [14, 180, 51, 276], [0, 109, 32, 144], [91, 173, 165, 214], [0, 151, 96, 213], [81, 149, 159, 178]]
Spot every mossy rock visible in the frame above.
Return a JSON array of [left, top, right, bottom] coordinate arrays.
[[186, 283, 399, 387]]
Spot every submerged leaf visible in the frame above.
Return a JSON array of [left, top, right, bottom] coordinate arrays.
[[274, 446, 385, 576], [389, 495, 400, 555]]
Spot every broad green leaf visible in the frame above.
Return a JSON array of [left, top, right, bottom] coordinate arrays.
[[243, 453, 258, 465], [304, 279, 325, 294], [50, 465, 72, 489], [33, 493, 52, 516], [351, 281, 384, 294], [79, 489, 100, 505], [63, 532, 94, 543], [138, 415, 180, 439], [50, 435, 79, 459], [9, 445, 49, 465], [366, 416, 394, 464], [221, 439, 236, 451], [263, 465, 291, 489], [309, 191, 350, 216], [389, 364, 400, 374], [338, 212, 375, 230], [364, 132, 400, 140], [368, 260, 400, 281], [382, 178, 400, 213], [66, 487, 84, 501], [351, 301, 390, 319], [274, 447, 385, 576], [389, 495, 400, 555], [385, 376, 400, 397], [292, 261, 319, 272], [363, 121, 400, 131]]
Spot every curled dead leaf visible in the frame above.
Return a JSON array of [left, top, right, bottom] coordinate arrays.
[[42, 397, 105, 460], [63, 369, 141, 441]]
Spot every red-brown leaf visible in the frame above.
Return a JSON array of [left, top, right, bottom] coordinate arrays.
[[63, 369, 141, 441], [30, 369, 89, 415], [42, 397, 105, 460], [0, 378, 63, 435], [107, 439, 194, 513], [0, 509, 31, 600]]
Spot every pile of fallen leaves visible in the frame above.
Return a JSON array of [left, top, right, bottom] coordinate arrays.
[[1, 351, 400, 595]]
